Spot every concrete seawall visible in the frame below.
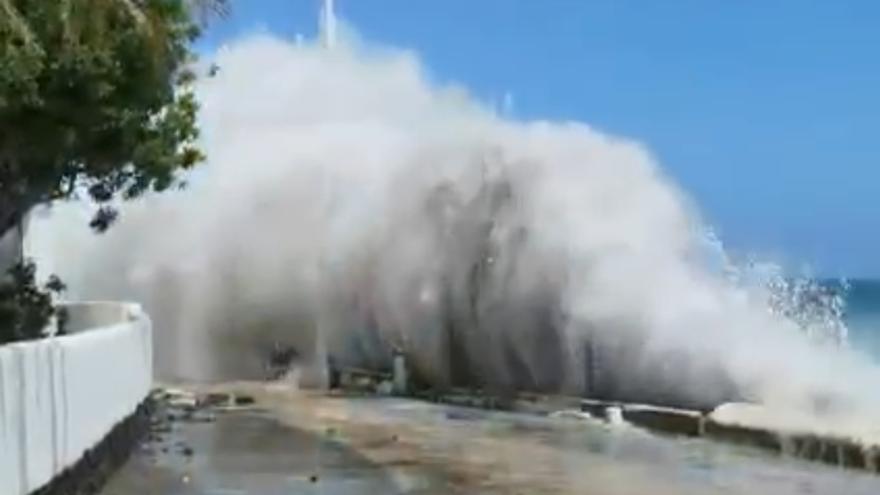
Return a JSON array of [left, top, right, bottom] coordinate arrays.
[[404, 384, 880, 474], [0, 302, 152, 495]]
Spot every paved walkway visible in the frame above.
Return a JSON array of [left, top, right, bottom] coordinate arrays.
[[100, 384, 880, 495]]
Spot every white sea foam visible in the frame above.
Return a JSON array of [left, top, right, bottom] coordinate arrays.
[[26, 32, 880, 422]]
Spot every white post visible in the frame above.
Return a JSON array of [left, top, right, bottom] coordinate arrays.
[[393, 352, 408, 395], [320, 0, 338, 49]]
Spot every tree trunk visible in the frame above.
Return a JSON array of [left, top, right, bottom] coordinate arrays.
[[0, 217, 23, 274]]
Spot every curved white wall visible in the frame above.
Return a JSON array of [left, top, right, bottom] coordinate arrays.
[[0, 302, 152, 495]]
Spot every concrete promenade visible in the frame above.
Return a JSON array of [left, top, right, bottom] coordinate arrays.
[[99, 383, 880, 495]]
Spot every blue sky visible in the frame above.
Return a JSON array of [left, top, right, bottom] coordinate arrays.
[[199, 1, 880, 277]]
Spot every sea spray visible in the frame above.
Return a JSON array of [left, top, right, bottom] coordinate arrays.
[[26, 34, 880, 416]]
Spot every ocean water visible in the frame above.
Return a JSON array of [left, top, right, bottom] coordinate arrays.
[[842, 279, 880, 362]]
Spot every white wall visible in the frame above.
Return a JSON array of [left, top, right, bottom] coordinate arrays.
[[0, 302, 152, 495]]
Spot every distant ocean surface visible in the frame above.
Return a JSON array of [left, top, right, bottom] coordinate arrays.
[[839, 279, 880, 361]]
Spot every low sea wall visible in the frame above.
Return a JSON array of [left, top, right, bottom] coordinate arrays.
[[0, 302, 152, 495], [424, 389, 880, 474]]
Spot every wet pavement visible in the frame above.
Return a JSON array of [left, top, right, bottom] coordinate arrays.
[[100, 411, 406, 495], [100, 384, 880, 495]]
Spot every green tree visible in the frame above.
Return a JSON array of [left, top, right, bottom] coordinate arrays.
[[0, 0, 226, 343]]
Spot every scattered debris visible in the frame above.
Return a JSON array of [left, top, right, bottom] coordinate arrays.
[[199, 392, 232, 408], [182, 411, 217, 423], [163, 389, 198, 409]]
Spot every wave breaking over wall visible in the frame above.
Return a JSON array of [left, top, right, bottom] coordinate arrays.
[[27, 34, 880, 417]]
